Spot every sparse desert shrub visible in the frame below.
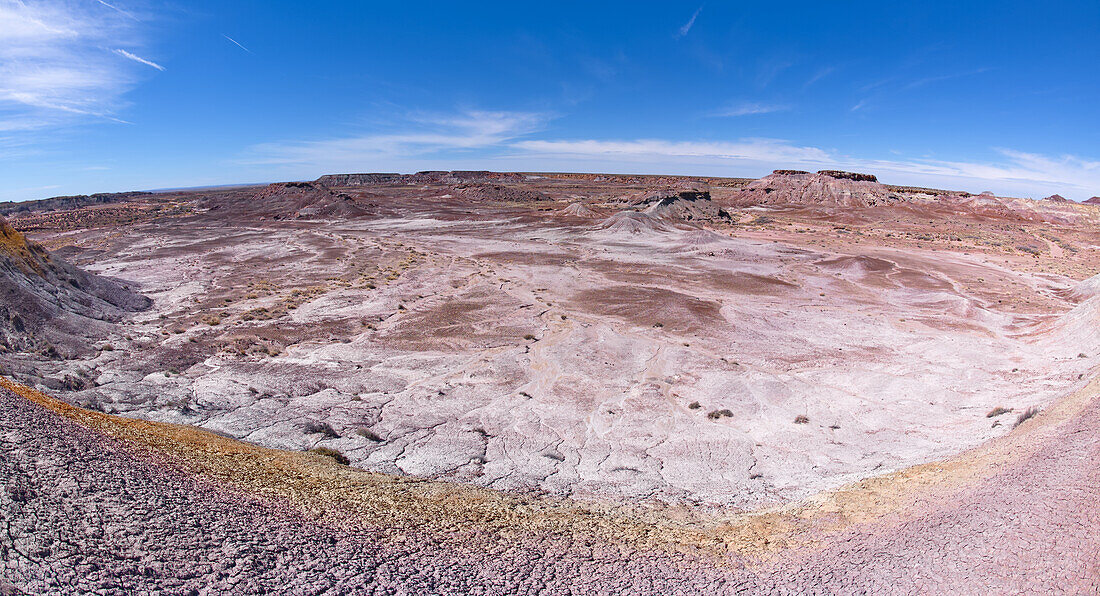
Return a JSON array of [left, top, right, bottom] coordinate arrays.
[[688, 401, 701, 410], [304, 421, 340, 438], [523, 334, 536, 340], [794, 415, 809, 424], [308, 446, 349, 465], [1014, 406, 1040, 428], [202, 315, 221, 326], [986, 406, 1011, 418], [101, 343, 114, 351], [707, 409, 733, 420], [355, 427, 383, 442]]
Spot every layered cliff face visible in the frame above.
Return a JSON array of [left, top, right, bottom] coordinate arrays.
[[0, 216, 150, 355], [730, 170, 902, 208], [617, 188, 730, 222]]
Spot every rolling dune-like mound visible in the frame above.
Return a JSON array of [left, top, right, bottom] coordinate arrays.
[[1067, 273, 1100, 302], [202, 182, 369, 220], [591, 210, 678, 238]]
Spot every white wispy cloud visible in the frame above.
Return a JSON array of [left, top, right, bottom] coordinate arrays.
[[0, 0, 152, 131], [709, 102, 790, 117], [243, 105, 1100, 199], [802, 66, 835, 90], [244, 110, 551, 167], [676, 5, 702, 38], [510, 137, 1100, 198], [95, 0, 138, 20], [222, 34, 252, 54], [114, 48, 164, 71], [513, 138, 832, 168]]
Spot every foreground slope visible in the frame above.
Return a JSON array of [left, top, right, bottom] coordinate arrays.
[[2, 374, 1097, 592]]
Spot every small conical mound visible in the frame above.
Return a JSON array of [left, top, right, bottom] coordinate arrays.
[[591, 211, 676, 239], [562, 202, 603, 218]]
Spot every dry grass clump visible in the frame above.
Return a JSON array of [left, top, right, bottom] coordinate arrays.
[[304, 421, 340, 438], [794, 415, 809, 424], [1013, 406, 1041, 428], [308, 446, 349, 465], [706, 409, 733, 420], [355, 427, 383, 442], [986, 406, 1011, 418]]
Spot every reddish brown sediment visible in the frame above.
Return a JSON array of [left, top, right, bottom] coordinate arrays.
[[4, 170, 1100, 592]]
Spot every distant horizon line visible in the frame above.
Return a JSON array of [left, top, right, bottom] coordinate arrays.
[[5, 168, 1091, 205]]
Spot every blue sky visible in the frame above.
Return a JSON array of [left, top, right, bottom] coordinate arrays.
[[2, 0, 1099, 202]]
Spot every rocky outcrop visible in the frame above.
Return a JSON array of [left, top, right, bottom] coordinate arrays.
[[627, 188, 730, 222], [731, 170, 900, 208], [0, 216, 150, 355], [315, 173, 404, 187], [817, 170, 878, 182], [1043, 194, 1070, 203], [1085, 197, 1100, 205]]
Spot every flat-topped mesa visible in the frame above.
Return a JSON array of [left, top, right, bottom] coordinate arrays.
[[314, 173, 404, 187], [0, 190, 154, 216], [731, 169, 897, 208], [315, 171, 527, 187]]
